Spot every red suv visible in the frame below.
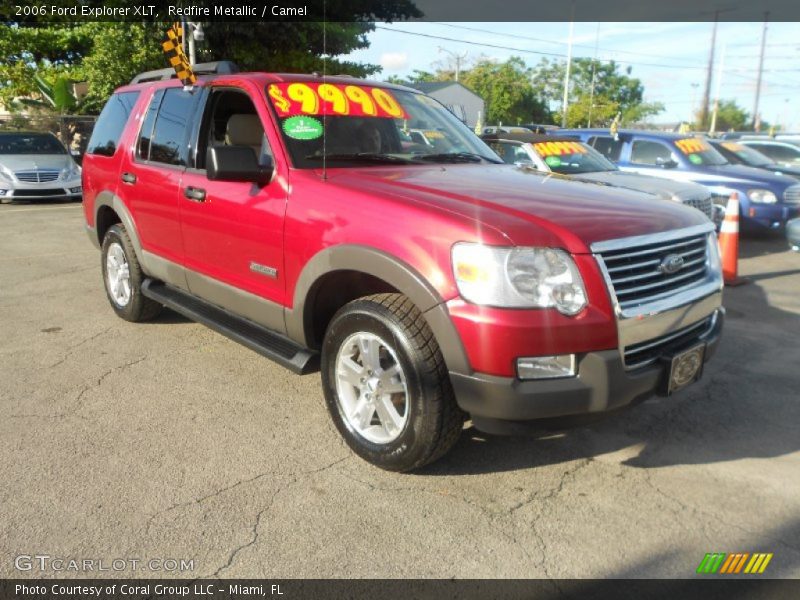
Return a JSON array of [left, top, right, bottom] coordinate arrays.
[[82, 64, 724, 471]]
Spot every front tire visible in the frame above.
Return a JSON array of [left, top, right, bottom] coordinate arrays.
[[101, 224, 162, 322], [321, 293, 464, 472]]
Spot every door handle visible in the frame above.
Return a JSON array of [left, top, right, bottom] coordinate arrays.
[[183, 186, 206, 202], [121, 172, 136, 184]]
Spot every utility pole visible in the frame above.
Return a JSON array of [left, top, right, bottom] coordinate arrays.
[[561, 18, 574, 128], [709, 43, 726, 135], [752, 13, 769, 131], [698, 14, 719, 130], [438, 47, 468, 82], [699, 7, 735, 130]]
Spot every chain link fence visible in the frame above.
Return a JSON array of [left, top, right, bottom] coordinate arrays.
[[0, 114, 97, 162]]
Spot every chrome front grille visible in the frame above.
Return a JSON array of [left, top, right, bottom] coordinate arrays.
[[624, 315, 714, 369], [681, 195, 713, 220], [784, 184, 800, 205], [15, 169, 60, 183], [597, 233, 709, 311]]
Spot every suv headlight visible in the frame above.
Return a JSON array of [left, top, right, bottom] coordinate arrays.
[[747, 189, 777, 204], [452, 243, 588, 315]]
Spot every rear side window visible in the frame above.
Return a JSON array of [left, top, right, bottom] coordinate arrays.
[[589, 136, 623, 162], [148, 88, 196, 166], [136, 90, 163, 161], [86, 91, 140, 157], [750, 143, 800, 163], [630, 140, 673, 165]]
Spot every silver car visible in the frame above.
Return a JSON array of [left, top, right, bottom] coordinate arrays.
[[0, 132, 82, 203], [484, 134, 725, 227]]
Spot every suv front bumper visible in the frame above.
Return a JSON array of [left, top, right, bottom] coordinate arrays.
[[450, 308, 723, 434]]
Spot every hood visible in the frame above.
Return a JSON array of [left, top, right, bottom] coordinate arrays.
[[704, 163, 798, 190], [764, 163, 800, 180], [0, 154, 74, 173], [570, 170, 707, 201], [322, 164, 710, 251]]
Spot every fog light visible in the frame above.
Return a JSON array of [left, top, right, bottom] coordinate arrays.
[[69, 186, 82, 193], [0, 189, 7, 196], [517, 355, 576, 380]]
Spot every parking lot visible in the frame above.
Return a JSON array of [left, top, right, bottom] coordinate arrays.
[[1, 201, 799, 579]]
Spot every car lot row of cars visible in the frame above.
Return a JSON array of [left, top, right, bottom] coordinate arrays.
[[480, 125, 800, 241]]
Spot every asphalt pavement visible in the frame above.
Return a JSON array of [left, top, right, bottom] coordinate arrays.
[[1, 201, 798, 579]]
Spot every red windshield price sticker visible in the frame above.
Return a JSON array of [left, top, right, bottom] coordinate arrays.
[[675, 138, 711, 154], [268, 83, 409, 119], [533, 141, 587, 157]]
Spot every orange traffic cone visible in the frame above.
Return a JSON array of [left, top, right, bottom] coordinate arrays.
[[718, 193, 748, 286]]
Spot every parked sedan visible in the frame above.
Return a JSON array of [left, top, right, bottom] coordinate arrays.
[[482, 132, 721, 225], [709, 140, 800, 180], [738, 138, 800, 169], [0, 132, 82, 203]]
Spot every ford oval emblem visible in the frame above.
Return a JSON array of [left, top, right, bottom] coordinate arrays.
[[659, 254, 685, 274]]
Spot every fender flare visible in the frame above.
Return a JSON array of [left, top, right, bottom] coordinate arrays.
[[285, 245, 471, 374], [93, 191, 144, 259]]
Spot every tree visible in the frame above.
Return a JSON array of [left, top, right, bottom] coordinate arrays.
[[460, 57, 550, 124], [531, 57, 663, 126], [1, 1, 421, 113], [705, 99, 750, 132]]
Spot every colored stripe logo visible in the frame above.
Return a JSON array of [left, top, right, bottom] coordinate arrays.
[[697, 552, 773, 574]]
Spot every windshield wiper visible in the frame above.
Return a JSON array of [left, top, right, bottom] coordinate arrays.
[[416, 152, 503, 164], [305, 152, 420, 165]]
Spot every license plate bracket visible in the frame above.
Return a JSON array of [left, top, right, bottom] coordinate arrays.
[[661, 343, 706, 395]]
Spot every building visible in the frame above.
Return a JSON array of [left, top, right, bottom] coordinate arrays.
[[404, 81, 485, 128]]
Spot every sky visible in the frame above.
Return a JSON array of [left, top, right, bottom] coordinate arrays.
[[342, 21, 800, 130]]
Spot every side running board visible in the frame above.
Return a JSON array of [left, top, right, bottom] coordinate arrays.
[[141, 279, 319, 375]]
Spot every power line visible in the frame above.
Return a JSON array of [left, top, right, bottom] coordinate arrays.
[[376, 25, 707, 71], [432, 22, 707, 68]]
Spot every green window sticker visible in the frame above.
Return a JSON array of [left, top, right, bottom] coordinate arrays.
[[688, 153, 703, 165], [283, 116, 323, 140], [545, 155, 562, 168]]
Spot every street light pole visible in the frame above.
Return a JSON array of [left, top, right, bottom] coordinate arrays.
[[438, 47, 468, 82]]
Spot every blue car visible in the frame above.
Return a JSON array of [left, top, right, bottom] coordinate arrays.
[[557, 129, 800, 231]]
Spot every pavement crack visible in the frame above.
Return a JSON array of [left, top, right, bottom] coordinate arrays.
[[145, 456, 350, 533], [210, 487, 282, 578], [48, 326, 114, 368]]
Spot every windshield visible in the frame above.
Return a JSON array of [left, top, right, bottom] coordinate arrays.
[[718, 142, 772, 167], [673, 137, 728, 166], [0, 133, 66, 155], [266, 83, 501, 168], [529, 140, 618, 174]]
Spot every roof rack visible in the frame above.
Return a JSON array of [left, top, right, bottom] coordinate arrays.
[[130, 61, 240, 84]]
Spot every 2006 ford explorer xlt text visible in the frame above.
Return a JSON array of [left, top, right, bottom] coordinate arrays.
[[82, 64, 724, 471]]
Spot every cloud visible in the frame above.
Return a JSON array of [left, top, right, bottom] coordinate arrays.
[[380, 52, 409, 71]]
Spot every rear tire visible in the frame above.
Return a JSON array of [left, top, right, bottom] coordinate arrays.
[[101, 224, 162, 322], [321, 293, 464, 472]]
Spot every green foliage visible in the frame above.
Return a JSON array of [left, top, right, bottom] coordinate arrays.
[[459, 57, 550, 124], [2, 1, 421, 113], [78, 23, 164, 112], [558, 94, 619, 128], [532, 57, 663, 126], [705, 99, 750, 132]]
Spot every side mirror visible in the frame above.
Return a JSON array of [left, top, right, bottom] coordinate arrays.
[[656, 156, 678, 169], [207, 146, 273, 185]]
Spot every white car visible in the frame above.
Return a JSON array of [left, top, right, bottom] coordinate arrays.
[[739, 138, 800, 169], [0, 132, 82, 203]]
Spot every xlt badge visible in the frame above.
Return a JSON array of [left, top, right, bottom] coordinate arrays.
[[250, 262, 277, 278]]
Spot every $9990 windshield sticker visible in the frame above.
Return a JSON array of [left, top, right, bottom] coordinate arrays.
[[269, 83, 409, 119]]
